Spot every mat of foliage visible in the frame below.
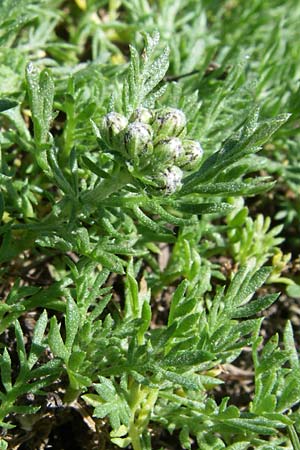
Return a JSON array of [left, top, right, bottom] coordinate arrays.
[[1, 1, 300, 449]]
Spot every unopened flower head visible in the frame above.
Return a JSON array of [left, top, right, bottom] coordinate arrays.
[[124, 121, 153, 160], [154, 137, 184, 167], [160, 165, 183, 194], [153, 107, 187, 138], [100, 112, 128, 148], [179, 139, 204, 171], [131, 107, 153, 124]]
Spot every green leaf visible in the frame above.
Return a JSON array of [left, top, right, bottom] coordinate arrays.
[[89, 293, 112, 321], [48, 316, 68, 361], [123, 32, 169, 114], [223, 263, 272, 318], [81, 155, 109, 179], [247, 114, 291, 147], [287, 284, 300, 299], [29, 359, 61, 379], [65, 294, 80, 355], [82, 393, 104, 408], [0, 192, 4, 221], [174, 201, 233, 215], [181, 178, 275, 197], [219, 417, 280, 435], [95, 377, 116, 402], [68, 370, 92, 390], [174, 313, 199, 336], [26, 63, 54, 145], [257, 350, 290, 376], [132, 205, 169, 234], [91, 247, 125, 274], [168, 280, 188, 325], [151, 323, 177, 349], [40, 69, 54, 139], [10, 405, 40, 415], [159, 368, 201, 390], [283, 321, 299, 370], [68, 351, 86, 371], [91, 377, 131, 430], [125, 271, 139, 319], [0, 348, 12, 392], [226, 443, 250, 450], [277, 372, 300, 412], [14, 320, 28, 376], [0, 439, 8, 450], [142, 46, 169, 98], [164, 350, 214, 367], [25, 63, 54, 171], [47, 147, 75, 196], [288, 425, 300, 450], [233, 293, 279, 318], [27, 310, 48, 369], [0, 98, 18, 112], [183, 113, 289, 189]]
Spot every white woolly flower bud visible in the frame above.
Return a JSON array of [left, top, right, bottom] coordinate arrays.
[[160, 166, 183, 194], [130, 107, 153, 124], [100, 112, 128, 148], [154, 137, 184, 167], [153, 107, 187, 138], [124, 122, 153, 161], [179, 139, 204, 171]]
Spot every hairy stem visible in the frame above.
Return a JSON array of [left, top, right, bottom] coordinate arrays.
[[128, 380, 159, 450], [81, 169, 133, 207]]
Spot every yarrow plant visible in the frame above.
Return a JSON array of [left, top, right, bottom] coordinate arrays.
[[1, 1, 300, 449], [98, 106, 203, 194]]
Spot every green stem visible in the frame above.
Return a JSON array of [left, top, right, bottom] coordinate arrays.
[[61, 103, 75, 163], [127, 381, 159, 450], [63, 386, 81, 403], [81, 169, 133, 207], [136, 388, 158, 430], [0, 400, 11, 424], [289, 425, 300, 450], [129, 424, 143, 450], [128, 382, 144, 450]]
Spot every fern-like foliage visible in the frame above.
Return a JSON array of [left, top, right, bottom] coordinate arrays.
[[0, 314, 60, 428]]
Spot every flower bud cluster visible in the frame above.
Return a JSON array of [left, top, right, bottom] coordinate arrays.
[[99, 107, 203, 194]]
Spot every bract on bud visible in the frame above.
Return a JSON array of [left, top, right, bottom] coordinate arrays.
[[159, 166, 183, 194], [100, 112, 128, 148], [153, 107, 187, 138], [178, 139, 204, 171], [154, 137, 184, 167], [124, 122, 153, 161], [130, 107, 153, 124]]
